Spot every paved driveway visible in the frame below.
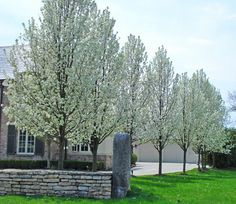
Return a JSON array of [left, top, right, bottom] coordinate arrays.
[[132, 162, 197, 176]]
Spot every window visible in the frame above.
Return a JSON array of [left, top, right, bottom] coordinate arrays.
[[72, 144, 80, 152], [17, 130, 35, 154], [81, 144, 89, 151], [72, 145, 77, 152], [72, 143, 89, 152]]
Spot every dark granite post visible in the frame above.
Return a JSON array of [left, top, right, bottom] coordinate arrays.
[[112, 133, 131, 199]]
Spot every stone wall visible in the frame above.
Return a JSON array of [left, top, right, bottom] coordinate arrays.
[[0, 169, 112, 199]]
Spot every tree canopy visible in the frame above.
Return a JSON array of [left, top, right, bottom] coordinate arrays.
[[4, 0, 233, 172]]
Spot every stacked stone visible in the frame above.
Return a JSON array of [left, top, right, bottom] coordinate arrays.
[[0, 169, 112, 199]]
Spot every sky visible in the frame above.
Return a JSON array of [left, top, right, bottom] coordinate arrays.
[[0, 0, 235, 126]]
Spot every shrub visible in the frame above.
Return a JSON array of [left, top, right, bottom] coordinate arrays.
[[207, 128, 236, 169], [51, 160, 105, 171], [0, 160, 105, 171], [212, 153, 229, 169], [131, 153, 138, 165], [228, 147, 236, 167], [208, 150, 236, 169], [0, 160, 47, 169]]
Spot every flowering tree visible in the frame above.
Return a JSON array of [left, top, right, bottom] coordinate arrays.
[[190, 70, 211, 170], [191, 70, 230, 170], [73, 9, 122, 172], [5, 0, 101, 170], [119, 34, 147, 152], [143, 46, 178, 175], [175, 70, 230, 172], [174, 72, 197, 173]]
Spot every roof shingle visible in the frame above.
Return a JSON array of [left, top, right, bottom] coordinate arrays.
[[0, 46, 14, 80]]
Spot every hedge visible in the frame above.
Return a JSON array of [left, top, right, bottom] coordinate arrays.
[[0, 160, 46, 169], [208, 147, 236, 169], [51, 160, 105, 170], [0, 160, 105, 171], [207, 128, 236, 169]]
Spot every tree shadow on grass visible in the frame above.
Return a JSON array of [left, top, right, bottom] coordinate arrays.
[[130, 171, 236, 195], [133, 174, 210, 188], [124, 185, 163, 204]]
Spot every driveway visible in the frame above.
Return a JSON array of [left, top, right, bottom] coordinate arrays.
[[132, 162, 197, 176]]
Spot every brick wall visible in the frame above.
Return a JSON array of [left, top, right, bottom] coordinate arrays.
[[0, 169, 112, 199], [0, 86, 9, 159]]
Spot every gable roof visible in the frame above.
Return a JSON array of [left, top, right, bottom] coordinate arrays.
[[0, 46, 26, 80], [0, 46, 14, 80]]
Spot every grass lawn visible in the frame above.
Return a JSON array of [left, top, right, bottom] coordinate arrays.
[[0, 168, 236, 204]]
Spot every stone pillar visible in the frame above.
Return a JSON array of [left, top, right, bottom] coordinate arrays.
[[112, 133, 131, 199]]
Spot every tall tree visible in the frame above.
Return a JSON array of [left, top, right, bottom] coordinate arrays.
[[174, 72, 196, 174], [5, 0, 99, 170], [74, 9, 122, 172], [190, 70, 211, 170], [191, 70, 229, 170], [120, 34, 147, 152], [144, 46, 178, 175]]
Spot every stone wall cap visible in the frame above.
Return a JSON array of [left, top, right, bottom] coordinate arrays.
[[0, 169, 112, 175]]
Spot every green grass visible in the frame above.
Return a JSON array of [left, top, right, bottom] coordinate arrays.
[[0, 168, 236, 204]]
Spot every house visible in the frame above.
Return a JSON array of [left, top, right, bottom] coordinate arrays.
[[0, 46, 197, 169]]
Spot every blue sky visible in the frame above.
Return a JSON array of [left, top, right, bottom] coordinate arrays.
[[0, 0, 235, 126]]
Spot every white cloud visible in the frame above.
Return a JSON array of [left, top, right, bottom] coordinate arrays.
[[199, 1, 236, 23]]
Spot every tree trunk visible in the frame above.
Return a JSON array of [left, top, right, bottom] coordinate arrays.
[[201, 152, 204, 169], [183, 148, 187, 174], [58, 136, 65, 170], [131, 143, 134, 154], [92, 147, 98, 172], [197, 150, 201, 171], [158, 148, 163, 175], [204, 152, 207, 169], [201, 151, 206, 170], [64, 139, 68, 160], [90, 136, 99, 172], [46, 139, 51, 169], [129, 132, 134, 154]]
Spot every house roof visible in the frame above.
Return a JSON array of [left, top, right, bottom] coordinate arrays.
[[0, 46, 26, 80], [0, 46, 14, 80]]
